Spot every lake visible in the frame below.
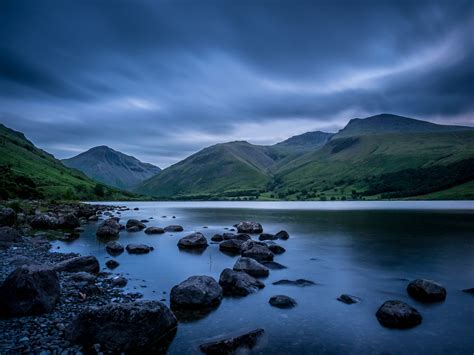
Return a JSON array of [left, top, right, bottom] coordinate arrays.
[[52, 201, 474, 354]]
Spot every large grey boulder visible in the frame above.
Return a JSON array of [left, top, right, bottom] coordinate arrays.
[[241, 241, 274, 262], [65, 301, 177, 353], [219, 268, 265, 296], [235, 221, 263, 234], [177, 232, 208, 249], [30, 214, 59, 229], [96, 218, 120, 239], [57, 214, 80, 229], [164, 225, 183, 232], [407, 279, 447, 303], [0, 266, 60, 317], [145, 226, 165, 234], [200, 328, 264, 354], [125, 219, 146, 232], [233, 257, 269, 278], [170, 276, 222, 310], [0, 208, 16, 227], [54, 256, 100, 274], [105, 241, 124, 255], [219, 239, 245, 254], [126, 244, 152, 254], [376, 300, 422, 329]]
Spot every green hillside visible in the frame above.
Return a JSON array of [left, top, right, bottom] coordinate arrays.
[[0, 123, 135, 200], [135, 114, 474, 200], [136, 141, 279, 199], [273, 131, 474, 200]]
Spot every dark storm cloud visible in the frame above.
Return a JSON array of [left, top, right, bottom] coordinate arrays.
[[0, 0, 472, 167]]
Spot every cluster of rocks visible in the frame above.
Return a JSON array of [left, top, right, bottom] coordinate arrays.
[[1, 204, 471, 353]]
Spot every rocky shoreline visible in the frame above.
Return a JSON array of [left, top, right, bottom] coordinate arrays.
[[0, 202, 146, 353], [0, 201, 471, 354]]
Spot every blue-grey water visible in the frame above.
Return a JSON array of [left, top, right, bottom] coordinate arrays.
[[53, 201, 474, 354]]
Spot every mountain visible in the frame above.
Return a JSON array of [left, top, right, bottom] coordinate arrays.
[[335, 113, 473, 138], [274, 131, 333, 151], [62, 146, 161, 190], [135, 114, 474, 200], [136, 141, 277, 198], [0, 124, 134, 200]]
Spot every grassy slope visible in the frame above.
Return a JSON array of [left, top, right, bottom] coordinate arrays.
[[273, 131, 474, 199], [136, 141, 278, 198], [0, 124, 134, 200]]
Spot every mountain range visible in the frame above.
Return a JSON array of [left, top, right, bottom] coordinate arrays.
[[62, 146, 161, 190], [0, 124, 135, 200], [136, 114, 474, 200], [1, 113, 473, 201]]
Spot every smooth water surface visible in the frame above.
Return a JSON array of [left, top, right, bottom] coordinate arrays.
[[53, 201, 474, 354]]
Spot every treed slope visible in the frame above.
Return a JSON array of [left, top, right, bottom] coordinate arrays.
[[273, 130, 474, 199], [136, 141, 278, 198], [0, 123, 134, 200], [62, 146, 161, 190], [336, 113, 473, 138]]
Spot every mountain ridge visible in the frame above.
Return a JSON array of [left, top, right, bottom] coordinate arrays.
[[62, 145, 161, 190]]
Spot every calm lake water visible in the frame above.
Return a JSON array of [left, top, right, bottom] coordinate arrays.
[[53, 201, 474, 354]]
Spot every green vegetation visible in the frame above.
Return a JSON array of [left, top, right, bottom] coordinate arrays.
[[0, 124, 137, 200], [136, 114, 474, 200]]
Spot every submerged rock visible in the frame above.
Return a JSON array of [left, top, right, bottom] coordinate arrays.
[[262, 261, 288, 270], [462, 287, 474, 294], [145, 226, 165, 234], [0, 266, 60, 317], [275, 230, 290, 240], [177, 232, 208, 249], [170, 276, 222, 310], [219, 268, 265, 296], [164, 225, 184, 232], [126, 244, 152, 254], [236, 221, 263, 234], [376, 300, 422, 329], [233, 257, 269, 278], [223, 233, 251, 241], [54, 256, 100, 274], [337, 294, 358, 304], [105, 259, 120, 269], [126, 226, 141, 233], [199, 328, 264, 354], [269, 295, 297, 309], [105, 241, 124, 255], [407, 279, 447, 303], [272, 279, 316, 287], [259, 233, 277, 241], [65, 301, 177, 353]]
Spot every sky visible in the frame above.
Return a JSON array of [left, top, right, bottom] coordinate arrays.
[[0, 0, 473, 168]]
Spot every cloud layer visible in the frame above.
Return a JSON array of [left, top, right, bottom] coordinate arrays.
[[0, 0, 472, 167]]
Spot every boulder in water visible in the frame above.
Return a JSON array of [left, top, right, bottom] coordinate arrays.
[[233, 257, 269, 278], [269, 295, 297, 309], [170, 276, 222, 310], [376, 300, 422, 329], [219, 268, 265, 296], [177, 232, 208, 249], [235, 221, 263, 234], [54, 256, 100, 274], [407, 279, 447, 303], [199, 328, 264, 354]]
